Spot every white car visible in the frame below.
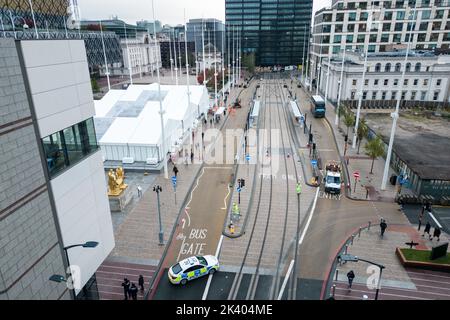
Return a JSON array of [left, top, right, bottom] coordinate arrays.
[[168, 255, 219, 285]]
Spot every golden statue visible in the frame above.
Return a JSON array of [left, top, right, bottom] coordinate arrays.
[[108, 167, 128, 196]]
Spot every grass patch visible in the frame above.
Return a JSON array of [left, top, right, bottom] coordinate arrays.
[[400, 248, 450, 265]]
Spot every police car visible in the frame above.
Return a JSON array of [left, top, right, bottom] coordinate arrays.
[[168, 255, 219, 285]]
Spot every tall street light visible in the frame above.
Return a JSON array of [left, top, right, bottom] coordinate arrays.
[[316, 22, 325, 96], [184, 9, 193, 122], [59, 241, 99, 299], [352, 0, 374, 149], [202, 17, 206, 86], [338, 253, 385, 300], [152, 0, 168, 179], [153, 185, 164, 245], [335, 48, 347, 125], [123, 22, 133, 85], [99, 20, 111, 91], [381, 2, 418, 190]]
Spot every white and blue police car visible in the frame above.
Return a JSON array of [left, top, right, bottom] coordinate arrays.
[[168, 255, 219, 285]]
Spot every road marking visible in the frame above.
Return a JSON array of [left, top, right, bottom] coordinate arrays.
[[221, 184, 231, 210], [184, 167, 207, 228], [277, 259, 295, 300], [276, 187, 320, 300], [298, 187, 320, 245], [427, 211, 443, 228], [202, 235, 224, 300]]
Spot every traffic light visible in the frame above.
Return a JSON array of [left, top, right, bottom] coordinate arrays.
[[313, 143, 316, 151], [240, 179, 245, 187], [309, 133, 313, 144], [345, 135, 348, 142]]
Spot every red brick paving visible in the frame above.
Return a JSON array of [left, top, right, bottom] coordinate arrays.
[[333, 268, 450, 300], [96, 260, 156, 300]]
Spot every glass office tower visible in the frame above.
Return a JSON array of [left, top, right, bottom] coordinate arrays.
[[225, 0, 313, 66]]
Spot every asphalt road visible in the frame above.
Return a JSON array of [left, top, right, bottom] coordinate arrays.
[[291, 82, 409, 299]]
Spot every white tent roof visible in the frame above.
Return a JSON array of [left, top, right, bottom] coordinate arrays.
[[94, 83, 208, 151]]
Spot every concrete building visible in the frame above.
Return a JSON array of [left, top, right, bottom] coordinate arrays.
[[93, 84, 210, 166], [0, 38, 115, 299], [186, 18, 225, 54], [137, 20, 162, 34], [159, 39, 196, 70], [225, 0, 312, 66], [319, 49, 450, 108], [310, 0, 450, 85]]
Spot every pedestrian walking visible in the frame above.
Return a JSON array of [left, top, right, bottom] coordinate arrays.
[[190, 150, 194, 164], [138, 275, 144, 292], [347, 270, 355, 289], [121, 278, 130, 300], [422, 221, 431, 237], [173, 165, 179, 177], [228, 222, 235, 235], [430, 227, 441, 241], [380, 219, 387, 237], [137, 185, 142, 198], [210, 118, 213, 126], [129, 283, 138, 300]]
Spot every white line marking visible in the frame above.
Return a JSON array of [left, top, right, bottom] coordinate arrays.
[[427, 211, 443, 228], [298, 187, 320, 245], [221, 184, 231, 210], [277, 259, 295, 300], [202, 235, 224, 300]]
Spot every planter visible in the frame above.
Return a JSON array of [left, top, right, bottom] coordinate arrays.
[[396, 247, 450, 273]]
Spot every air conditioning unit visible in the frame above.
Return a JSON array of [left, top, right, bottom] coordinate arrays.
[[122, 157, 134, 164]]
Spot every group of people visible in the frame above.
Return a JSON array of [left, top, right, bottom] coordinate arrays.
[[121, 276, 145, 300]]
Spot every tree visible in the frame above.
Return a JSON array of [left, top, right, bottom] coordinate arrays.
[[91, 78, 100, 93], [357, 118, 369, 154], [242, 52, 255, 73], [364, 136, 385, 174], [343, 110, 355, 137]]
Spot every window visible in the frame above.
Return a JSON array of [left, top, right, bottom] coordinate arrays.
[[435, 10, 444, 19], [405, 63, 411, 72], [420, 91, 426, 100], [419, 22, 428, 31], [401, 91, 407, 100], [360, 12, 368, 21], [395, 23, 403, 31], [357, 34, 365, 43], [391, 91, 397, 99], [347, 24, 355, 32], [432, 22, 442, 31], [42, 118, 99, 178], [381, 91, 387, 99], [385, 63, 391, 72], [433, 91, 439, 100], [384, 12, 393, 20], [335, 24, 343, 33], [393, 34, 402, 42], [395, 63, 401, 72], [370, 34, 377, 42], [375, 63, 381, 72], [372, 91, 377, 99], [359, 24, 367, 32], [394, 79, 399, 85], [411, 91, 416, 100], [351, 91, 356, 99], [349, 12, 357, 21], [363, 91, 368, 99], [368, 45, 376, 52], [352, 79, 357, 86], [381, 34, 389, 42], [383, 23, 391, 31], [423, 79, 428, 86], [413, 79, 418, 85], [336, 13, 344, 21], [415, 63, 421, 72], [346, 35, 354, 43], [374, 79, 379, 85], [365, 79, 369, 86], [422, 10, 431, 20], [334, 35, 342, 43], [396, 11, 405, 20], [333, 46, 341, 54], [404, 79, 408, 86], [384, 79, 389, 85], [437, 79, 442, 86], [426, 66, 430, 72]]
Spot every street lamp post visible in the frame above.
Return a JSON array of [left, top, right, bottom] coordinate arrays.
[[338, 253, 385, 300], [336, 48, 346, 125], [60, 241, 99, 299], [381, 3, 418, 190], [153, 185, 164, 245]]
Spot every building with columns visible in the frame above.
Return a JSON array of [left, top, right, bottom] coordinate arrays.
[[319, 49, 450, 108], [310, 0, 450, 88]]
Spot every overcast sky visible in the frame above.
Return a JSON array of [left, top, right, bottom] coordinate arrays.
[[77, 0, 331, 25]]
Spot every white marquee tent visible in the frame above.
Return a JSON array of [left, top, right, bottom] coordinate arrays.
[[94, 83, 209, 164]]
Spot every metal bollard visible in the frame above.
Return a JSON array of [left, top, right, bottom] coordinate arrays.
[[344, 244, 348, 254], [351, 235, 355, 245], [358, 227, 362, 238], [335, 269, 339, 281], [332, 284, 337, 297], [368, 221, 371, 230]]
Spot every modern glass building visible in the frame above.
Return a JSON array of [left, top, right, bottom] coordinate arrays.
[[225, 0, 313, 66]]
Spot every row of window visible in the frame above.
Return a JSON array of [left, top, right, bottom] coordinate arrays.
[[372, 62, 426, 72], [327, 42, 447, 54], [331, 0, 448, 12], [320, 32, 450, 45], [42, 118, 99, 178], [349, 90, 440, 101], [351, 77, 441, 86], [323, 8, 448, 23], [321, 21, 450, 33]]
